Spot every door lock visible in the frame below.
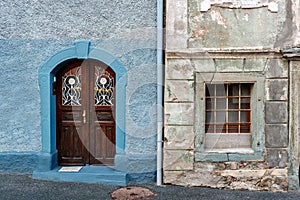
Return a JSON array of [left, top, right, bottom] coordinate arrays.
[[82, 110, 86, 124]]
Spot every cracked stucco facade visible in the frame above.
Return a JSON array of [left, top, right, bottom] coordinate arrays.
[[164, 0, 300, 191]]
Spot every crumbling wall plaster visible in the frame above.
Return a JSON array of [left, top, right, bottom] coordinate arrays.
[[164, 56, 289, 192]]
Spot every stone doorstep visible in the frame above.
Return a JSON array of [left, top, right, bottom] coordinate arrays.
[[33, 165, 128, 186], [218, 168, 288, 178]]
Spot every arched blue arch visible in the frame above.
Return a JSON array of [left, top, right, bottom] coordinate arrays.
[[38, 41, 127, 169]]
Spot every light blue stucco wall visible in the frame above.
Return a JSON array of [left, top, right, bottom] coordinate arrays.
[[0, 0, 158, 182]]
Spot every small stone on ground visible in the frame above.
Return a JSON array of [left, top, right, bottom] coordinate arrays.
[[111, 186, 157, 200]]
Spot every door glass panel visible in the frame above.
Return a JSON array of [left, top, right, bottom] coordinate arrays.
[[94, 66, 114, 106], [62, 66, 82, 106]]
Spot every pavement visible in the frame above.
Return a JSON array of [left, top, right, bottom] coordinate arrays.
[[1, 174, 300, 200]]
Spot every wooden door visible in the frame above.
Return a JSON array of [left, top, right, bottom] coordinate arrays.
[[56, 59, 116, 166]]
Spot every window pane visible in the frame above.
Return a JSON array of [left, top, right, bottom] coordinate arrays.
[[205, 126, 214, 133], [216, 84, 226, 96], [228, 98, 239, 109], [204, 83, 253, 134], [216, 98, 226, 110], [206, 98, 214, 110], [206, 84, 214, 97], [240, 123, 251, 133], [228, 111, 238, 122], [241, 84, 251, 96], [228, 84, 239, 96], [216, 112, 226, 123], [241, 111, 251, 122], [241, 97, 251, 109], [205, 111, 214, 123], [216, 125, 225, 133], [228, 123, 239, 133]]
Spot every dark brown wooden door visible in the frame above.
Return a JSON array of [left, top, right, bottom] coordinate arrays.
[[56, 59, 116, 166]]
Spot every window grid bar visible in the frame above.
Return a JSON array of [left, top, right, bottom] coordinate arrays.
[[205, 83, 252, 134], [238, 83, 241, 134], [206, 122, 251, 125], [205, 96, 251, 98], [226, 84, 229, 134], [206, 109, 251, 111], [213, 84, 216, 133]]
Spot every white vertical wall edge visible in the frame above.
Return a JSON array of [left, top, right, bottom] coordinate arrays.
[[157, 0, 164, 186]]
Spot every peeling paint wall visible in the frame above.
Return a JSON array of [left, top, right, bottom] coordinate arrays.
[[165, 0, 297, 192], [164, 55, 289, 192], [188, 0, 287, 49], [292, 0, 300, 45]]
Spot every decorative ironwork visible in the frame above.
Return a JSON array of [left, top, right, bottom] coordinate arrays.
[[62, 67, 82, 106], [94, 66, 114, 106]]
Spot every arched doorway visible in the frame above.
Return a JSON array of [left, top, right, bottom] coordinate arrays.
[[55, 59, 116, 166], [37, 41, 127, 171]]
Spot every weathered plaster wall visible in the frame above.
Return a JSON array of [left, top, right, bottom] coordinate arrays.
[[164, 55, 289, 191], [279, 0, 300, 47], [165, 0, 294, 192], [287, 54, 300, 191], [0, 0, 158, 181], [189, 4, 284, 48], [167, 0, 298, 50]]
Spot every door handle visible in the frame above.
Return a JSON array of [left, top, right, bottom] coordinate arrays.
[[82, 110, 86, 124]]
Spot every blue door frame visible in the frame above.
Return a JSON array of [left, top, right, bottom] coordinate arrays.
[[37, 41, 127, 170]]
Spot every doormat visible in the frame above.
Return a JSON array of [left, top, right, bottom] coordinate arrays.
[[58, 166, 83, 173]]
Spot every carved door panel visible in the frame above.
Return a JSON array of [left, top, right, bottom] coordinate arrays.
[[56, 59, 116, 166]]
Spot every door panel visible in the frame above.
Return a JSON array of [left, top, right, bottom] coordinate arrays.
[[56, 59, 116, 166]]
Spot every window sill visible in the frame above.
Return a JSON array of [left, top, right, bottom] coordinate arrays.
[[205, 148, 254, 154], [195, 150, 264, 162]]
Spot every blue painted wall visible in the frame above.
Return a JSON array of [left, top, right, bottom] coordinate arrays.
[[0, 0, 158, 182]]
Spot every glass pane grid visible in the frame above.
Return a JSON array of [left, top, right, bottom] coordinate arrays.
[[62, 66, 82, 106], [94, 66, 114, 106], [205, 83, 252, 134]]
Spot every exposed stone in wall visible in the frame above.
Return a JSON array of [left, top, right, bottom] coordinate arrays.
[[264, 58, 289, 169], [164, 162, 288, 192], [265, 102, 288, 123], [166, 0, 293, 191], [266, 79, 288, 101], [164, 126, 194, 150], [164, 56, 289, 192], [265, 124, 288, 148]]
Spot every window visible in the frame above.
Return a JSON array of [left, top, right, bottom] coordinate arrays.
[[205, 83, 252, 134], [204, 83, 253, 151], [195, 73, 265, 161]]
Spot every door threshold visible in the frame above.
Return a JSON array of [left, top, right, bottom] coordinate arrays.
[[33, 165, 128, 186]]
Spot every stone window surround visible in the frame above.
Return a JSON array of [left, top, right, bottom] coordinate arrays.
[[195, 72, 265, 162]]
